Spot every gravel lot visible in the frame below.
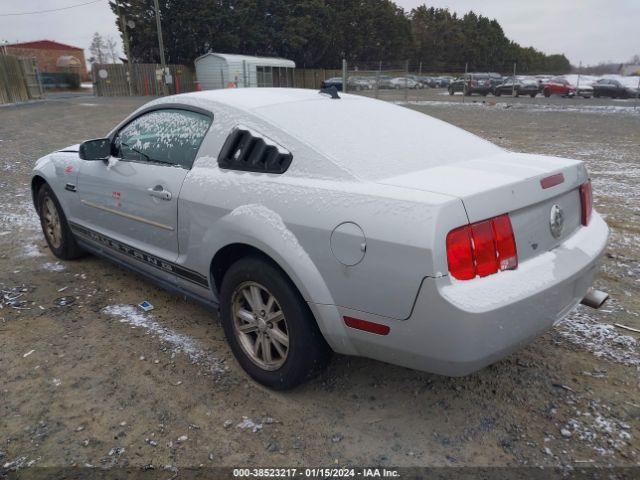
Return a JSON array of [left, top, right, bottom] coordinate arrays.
[[1, 91, 639, 475]]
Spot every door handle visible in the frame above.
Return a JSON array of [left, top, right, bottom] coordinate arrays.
[[147, 185, 172, 200]]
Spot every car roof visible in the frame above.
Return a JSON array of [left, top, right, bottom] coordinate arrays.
[[148, 88, 501, 181]]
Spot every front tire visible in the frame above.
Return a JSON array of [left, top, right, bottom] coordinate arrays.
[[37, 184, 84, 260], [543, 88, 551, 98], [219, 256, 331, 389]]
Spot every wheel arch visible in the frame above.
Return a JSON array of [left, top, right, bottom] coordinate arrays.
[[198, 206, 353, 354], [31, 175, 47, 213]]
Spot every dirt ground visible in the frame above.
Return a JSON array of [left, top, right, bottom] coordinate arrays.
[[0, 91, 639, 476]]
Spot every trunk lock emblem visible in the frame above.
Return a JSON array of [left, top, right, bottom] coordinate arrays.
[[549, 204, 564, 239]]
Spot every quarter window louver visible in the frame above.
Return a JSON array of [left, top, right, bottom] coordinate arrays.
[[218, 128, 292, 174]]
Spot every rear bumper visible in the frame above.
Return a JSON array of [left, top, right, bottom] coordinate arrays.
[[328, 212, 609, 375]]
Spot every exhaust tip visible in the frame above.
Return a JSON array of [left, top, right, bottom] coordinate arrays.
[[581, 288, 609, 309]]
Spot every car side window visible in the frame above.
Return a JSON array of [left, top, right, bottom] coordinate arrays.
[[113, 109, 211, 169]]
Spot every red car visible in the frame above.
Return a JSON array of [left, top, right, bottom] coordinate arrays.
[[541, 77, 576, 97]]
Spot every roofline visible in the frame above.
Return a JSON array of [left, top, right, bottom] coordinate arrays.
[[194, 52, 295, 68], [3, 40, 83, 51]]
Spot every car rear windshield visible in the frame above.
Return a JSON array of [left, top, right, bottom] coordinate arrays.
[[255, 96, 502, 180]]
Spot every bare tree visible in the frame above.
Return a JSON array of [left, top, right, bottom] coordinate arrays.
[[106, 37, 120, 63], [89, 32, 107, 64]]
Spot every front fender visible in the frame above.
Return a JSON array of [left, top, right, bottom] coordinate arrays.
[[31, 152, 79, 215]]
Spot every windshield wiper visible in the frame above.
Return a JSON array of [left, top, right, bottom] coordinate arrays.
[[121, 142, 150, 162], [120, 142, 175, 166]]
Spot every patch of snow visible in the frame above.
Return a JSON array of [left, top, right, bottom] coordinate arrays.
[[236, 417, 263, 433], [555, 306, 639, 367], [101, 305, 227, 375], [401, 100, 640, 116], [42, 262, 65, 272], [562, 400, 633, 455], [22, 243, 43, 257], [0, 203, 40, 231], [441, 251, 555, 311]]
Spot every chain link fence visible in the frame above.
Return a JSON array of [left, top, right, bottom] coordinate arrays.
[[340, 60, 587, 103]]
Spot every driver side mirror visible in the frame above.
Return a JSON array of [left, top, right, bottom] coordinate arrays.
[[79, 138, 111, 161]]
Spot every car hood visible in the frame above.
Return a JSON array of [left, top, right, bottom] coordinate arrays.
[[58, 144, 80, 153]]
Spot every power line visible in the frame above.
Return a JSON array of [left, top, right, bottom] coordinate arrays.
[[0, 0, 103, 17]]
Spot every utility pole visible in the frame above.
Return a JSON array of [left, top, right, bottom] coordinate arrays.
[[153, 0, 168, 95], [116, 0, 133, 96], [512, 62, 516, 97]]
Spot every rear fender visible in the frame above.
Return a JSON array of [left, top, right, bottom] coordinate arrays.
[[199, 204, 354, 353]]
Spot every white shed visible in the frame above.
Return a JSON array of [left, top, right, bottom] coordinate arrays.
[[194, 53, 296, 90]]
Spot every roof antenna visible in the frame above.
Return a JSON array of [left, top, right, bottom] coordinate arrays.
[[319, 85, 340, 99]]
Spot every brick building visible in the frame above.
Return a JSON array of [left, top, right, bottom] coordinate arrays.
[[2, 40, 88, 80]]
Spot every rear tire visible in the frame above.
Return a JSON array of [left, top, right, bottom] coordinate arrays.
[[219, 256, 331, 389], [37, 184, 84, 260], [448, 88, 454, 95], [530, 93, 537, 98], [543, 88, 551, 98]]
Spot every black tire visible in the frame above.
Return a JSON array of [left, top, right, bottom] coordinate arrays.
[[448, 88, 454, 95], [515, 90, 520, 97], [593, 91, 600, 98], [494, 89, 502, 96], [530, 93, 537, 98], [37, 183, 84, 260], [543, 88, 551, 98], [219, 256, 331, 389]]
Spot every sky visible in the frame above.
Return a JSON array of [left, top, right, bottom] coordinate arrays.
[[0, 0, 638, 66]]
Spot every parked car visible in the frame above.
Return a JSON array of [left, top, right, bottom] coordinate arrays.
[[405, 75, 426, 88], [31, 88, 608, 389], [389, 77, 420, 89], [374, 75, 394, 89], [347, 76, 373, 91], [593, 78, 639, 98], [493, 77, 539, 97], [320, 77, 343, 91], [434, 76, 454, 88], [448, 73, 492, 96], [574, 83, 593, 99], [541, 77, 576, 97]]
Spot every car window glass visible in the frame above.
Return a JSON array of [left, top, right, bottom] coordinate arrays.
[[114, 109, 211, 169]]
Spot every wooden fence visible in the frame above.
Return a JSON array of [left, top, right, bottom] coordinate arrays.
[[0, 55, 43, 104], [93, 63, 196, 96], [92, 64, 346, 95], [294, 68, 343, 89]]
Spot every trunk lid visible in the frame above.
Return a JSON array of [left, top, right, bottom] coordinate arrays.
[[379, 152, 589, 262]]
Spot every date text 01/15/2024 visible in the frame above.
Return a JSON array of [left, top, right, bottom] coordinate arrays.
[[232, 468, 400, 478]]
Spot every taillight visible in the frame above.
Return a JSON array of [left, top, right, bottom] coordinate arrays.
[[446, 214, 518, 280], [580, 180, 592, 226]]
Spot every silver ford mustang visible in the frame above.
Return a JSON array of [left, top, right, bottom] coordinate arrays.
[[31, 88, 609, 389]]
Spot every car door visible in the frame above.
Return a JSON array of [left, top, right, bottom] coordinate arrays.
[[75, 107, 212, 283], [503, 78, 513, 95]]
